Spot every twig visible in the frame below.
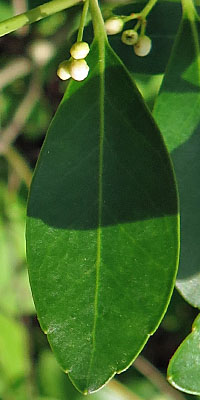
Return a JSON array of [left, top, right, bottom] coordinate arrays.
[[108, 378, 143, 400], [0, 0, 82, 37], [133, 356, 186, 400]]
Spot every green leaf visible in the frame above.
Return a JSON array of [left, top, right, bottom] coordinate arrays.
[[168, 313, 200, 395], [153, 1, 200, 308], [26, 38, 179, 393]]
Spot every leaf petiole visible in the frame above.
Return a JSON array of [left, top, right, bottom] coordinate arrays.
[[140, 0, 158, 19], [122, 0, 158, 27], [77, 0, 89, 42], [89, 0, 107, 42]]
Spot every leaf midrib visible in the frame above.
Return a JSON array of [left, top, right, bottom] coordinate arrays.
[[86, 39, 106, 390]]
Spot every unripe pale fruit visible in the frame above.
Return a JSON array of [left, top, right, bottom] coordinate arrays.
[[57, 60, 71, 80], [134, 35, 152, 57], [121, 29, 138, 45], [69, 59, 89, 81], [104, 17, 124, 35], [70, 41, 90, 60]]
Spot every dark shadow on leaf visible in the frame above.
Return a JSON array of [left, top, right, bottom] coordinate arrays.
[[157, 16, 200, 93], [172, 126, 200, 280], [153, 9, 200, 281], [27, 58, 177, 230]]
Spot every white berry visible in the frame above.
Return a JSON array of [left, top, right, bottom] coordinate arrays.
[[134, 35, 152, 57], [70, 41, 90, 60], [104, 17, 124, 35], [121, 30, 138, 45], [69, 59, 89, 81], [57, 60, 71, 80]]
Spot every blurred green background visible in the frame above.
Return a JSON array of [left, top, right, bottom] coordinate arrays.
[[0, 0, 199, 399]]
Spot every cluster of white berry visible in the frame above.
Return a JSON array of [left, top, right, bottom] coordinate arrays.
[[57, 41, 90, 81], [104, 17, 152, 57]]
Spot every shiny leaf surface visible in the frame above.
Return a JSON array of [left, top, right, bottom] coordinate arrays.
[[26, 39, 179, 393], [168, 313, 200, 395]]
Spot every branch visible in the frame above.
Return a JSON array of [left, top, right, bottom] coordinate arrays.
[[133, 356, 187, 400], [0, 0, 82, 37]]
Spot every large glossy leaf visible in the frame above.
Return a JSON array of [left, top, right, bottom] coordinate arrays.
[[153, 1, 200, 308], [37, 350, 134, 400], [26, 38, 179, 393], [168, 313, 200, 395]]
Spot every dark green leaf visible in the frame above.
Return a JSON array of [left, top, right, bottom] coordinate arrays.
[[26, 40, 178, 393], [168, 313, 200, 395], [153, 1, 200, 308]]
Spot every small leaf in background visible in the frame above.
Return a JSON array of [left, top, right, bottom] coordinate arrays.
[[24, 99, 53, 140], [27, 37, 178, 394], [168, 313, 200, 395], [153, 0, 200, 308], [1, 76, 31, 128]]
